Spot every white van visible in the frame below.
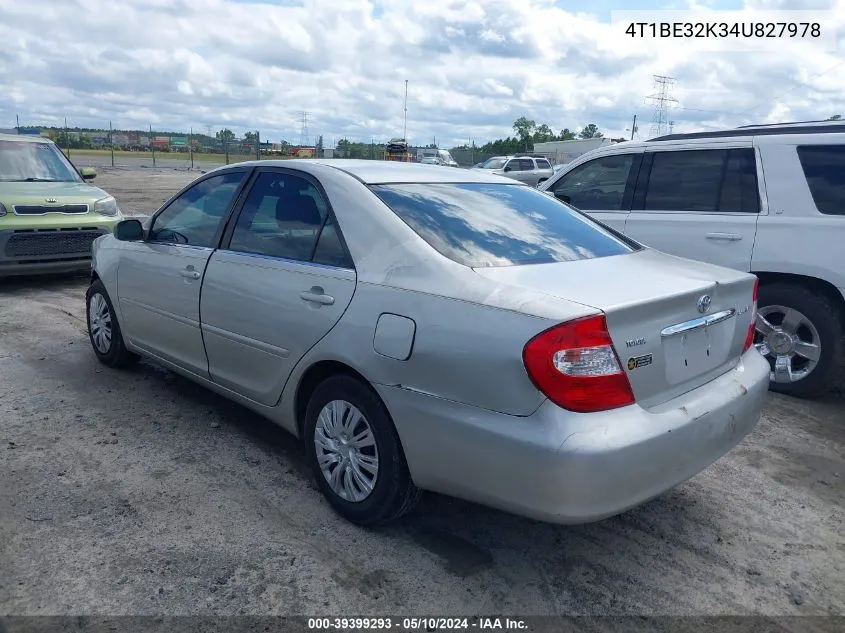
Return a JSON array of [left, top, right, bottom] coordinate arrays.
[[417, 148, 458, 167]]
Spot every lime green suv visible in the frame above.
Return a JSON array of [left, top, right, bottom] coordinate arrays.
[[0, 133, 122, 276]]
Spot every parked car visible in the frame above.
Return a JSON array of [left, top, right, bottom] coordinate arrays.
[[86, 159, 768, 526], [0, 133, 122, 276], [417, 148, 458, 167], [472, 155, 555, 187], [419, 156, 443, 166], [539, 120, 845, 398]]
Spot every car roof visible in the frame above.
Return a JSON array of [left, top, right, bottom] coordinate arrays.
[[221, 159, 524, 185], [0, 133, 53, 144], [649, 121, 845, 142]]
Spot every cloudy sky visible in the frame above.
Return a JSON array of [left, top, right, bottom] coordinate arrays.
[[0, 0, 842, 147]]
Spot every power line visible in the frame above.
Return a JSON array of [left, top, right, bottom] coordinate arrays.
[[736, 59, 845, 117], [645, 75, 679, 138]]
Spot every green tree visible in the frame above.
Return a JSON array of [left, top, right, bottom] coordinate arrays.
[[513, 117, 536, 150], [578, 123, 603, 139], [243, 131, 258, 144], [216, 128, 235, 142], [558, 128, 576, 140], [827, 114, 842, 120], [532, 123, 556, 143]]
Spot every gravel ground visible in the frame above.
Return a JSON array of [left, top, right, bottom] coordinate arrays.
[[0, 168, 843, 618]]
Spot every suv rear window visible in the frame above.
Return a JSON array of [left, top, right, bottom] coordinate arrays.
[[797, 145, 845, 215], [369, 183, 638, 268]]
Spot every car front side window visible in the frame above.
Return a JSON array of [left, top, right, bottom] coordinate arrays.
[[552, 154, 635, 210], [149, 171, 246, 247]]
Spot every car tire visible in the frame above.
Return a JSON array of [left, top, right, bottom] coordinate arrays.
[[86, 279, 139, 369], [303, 374, 421, 526], [756, 282, 844, 399]]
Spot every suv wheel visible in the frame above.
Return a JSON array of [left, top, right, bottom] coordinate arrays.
[[754, 283, 844, 398]]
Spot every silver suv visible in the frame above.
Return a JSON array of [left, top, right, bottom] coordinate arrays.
[[473, 155, 555, 187]]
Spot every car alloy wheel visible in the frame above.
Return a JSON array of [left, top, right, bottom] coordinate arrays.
[[88, 292, 113, 354], [313, 399, 380, 502], [754, 304, 821, 384]]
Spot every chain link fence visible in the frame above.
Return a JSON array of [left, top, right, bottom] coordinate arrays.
[[8, 121, 512, 170]]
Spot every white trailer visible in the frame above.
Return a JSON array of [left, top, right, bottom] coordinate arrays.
[[532, 138, 618, 165]]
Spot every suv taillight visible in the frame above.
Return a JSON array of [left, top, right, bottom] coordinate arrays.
[[743, 277, 759, 353], [522, 314, 635, 413]]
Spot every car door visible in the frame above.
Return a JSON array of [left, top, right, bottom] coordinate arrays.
[[199, 168, 357, 405], [116, 169, 250, 377], [547, 151, 641, 233], [519, 158, 538, 185], [623, 146, 760, 271]]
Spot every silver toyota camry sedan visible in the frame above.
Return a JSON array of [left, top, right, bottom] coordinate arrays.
[[86, 159, 770, 526]]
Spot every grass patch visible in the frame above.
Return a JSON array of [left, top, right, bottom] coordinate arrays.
[[65, 149, 288, 163]]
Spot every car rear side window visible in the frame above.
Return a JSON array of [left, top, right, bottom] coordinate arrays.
[[797, 145, 845, 215], [643, 148, 759, 213], [369, 183, 637, 268], [536, 159, 552, 169]]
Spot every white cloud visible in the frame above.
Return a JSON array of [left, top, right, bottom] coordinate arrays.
[[0, 0, 843, 146]]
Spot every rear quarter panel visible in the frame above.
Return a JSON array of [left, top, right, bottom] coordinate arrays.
[[278, 282, 577, 429], [753, 136, 845, 296]]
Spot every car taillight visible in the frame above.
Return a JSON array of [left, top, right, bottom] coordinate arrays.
[[522, 314, 635, 413], [743, 277, 759, 353]]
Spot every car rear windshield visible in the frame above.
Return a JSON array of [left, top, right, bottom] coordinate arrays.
[[0, 140, 82, 183], [369, 182, 638, 267]]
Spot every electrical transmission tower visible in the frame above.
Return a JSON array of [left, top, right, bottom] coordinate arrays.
[[296, 111, 310, 147], [645, 75, 678, 138]]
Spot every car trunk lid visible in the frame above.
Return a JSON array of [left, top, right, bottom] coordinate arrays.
[[473, 250, 757, 408]]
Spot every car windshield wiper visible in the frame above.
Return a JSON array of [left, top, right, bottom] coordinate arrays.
[[6, 177, 60, 182]]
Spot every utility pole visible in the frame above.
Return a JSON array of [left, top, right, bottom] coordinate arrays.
[[403, 79, 408, 142], [190, 127, 194, 169], [64, 117, 70, 159], [645, 75, 678, 138], [150, 124, 156, 167], [630, 114, 638, 140], [109, 121, 114, 167], [15, 114, 19, 133], [256, 131, 261, 160]]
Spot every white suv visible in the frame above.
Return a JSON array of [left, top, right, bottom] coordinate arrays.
[[539, 120, 845, 398]]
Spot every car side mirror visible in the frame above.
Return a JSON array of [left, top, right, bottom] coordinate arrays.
[[114, 219, 144, 241], [503, 165, 513, 172], [80, 167, 97, 180]]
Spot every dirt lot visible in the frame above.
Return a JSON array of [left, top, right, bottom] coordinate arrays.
[[1, 167, 844, 617], [90, 167, 202, 217]]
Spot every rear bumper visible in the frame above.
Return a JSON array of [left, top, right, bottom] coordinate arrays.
[[377, 349, 770, 524], [0, 227, 111, 277]]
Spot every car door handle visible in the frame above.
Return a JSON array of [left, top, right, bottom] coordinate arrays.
[[706, 232, 742, 241], [300, 287, 335, 305], [180, 268, 201, 280]]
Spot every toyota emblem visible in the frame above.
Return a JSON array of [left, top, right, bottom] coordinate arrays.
[[697, 295, 712, 313]]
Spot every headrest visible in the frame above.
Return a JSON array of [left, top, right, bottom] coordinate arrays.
[[276, 194, 321, 226]]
